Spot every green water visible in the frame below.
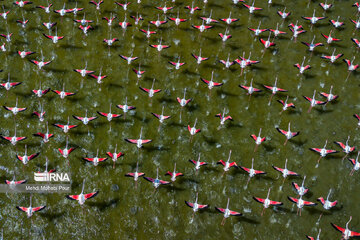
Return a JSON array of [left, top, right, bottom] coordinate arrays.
[[0, 0, 360, 239]]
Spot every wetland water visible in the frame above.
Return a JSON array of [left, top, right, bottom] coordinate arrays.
[[0, 0, 360, 239]]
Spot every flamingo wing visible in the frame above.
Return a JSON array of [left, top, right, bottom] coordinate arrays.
[[14, 180, 27, 184], [16, 206, 28, 212], [32, 206, 46, 212], [303, 200, 317, 206], [125, 139, 138, 144], [125, 173, 135, 177], [198, 204, 208, 209], [84, 191, 99, 200], [269, 200, 283, 206], [253, 197, 265, 204], [185, 201, 194, 208], [29, 152, 40, 160], [276, 128, 288, 136], [215, 207, 226, 213], [239, 166, 250, 173], [229, 210, 242, 216], [217, 160, 225, 166], [143, 177, 155, 183], [287, 196, 299, 204], [317, 197, 326, 205], [66, 194, 79, 200]]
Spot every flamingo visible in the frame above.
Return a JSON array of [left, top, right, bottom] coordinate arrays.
[[215, 108, 233, 128], [292, 176, 309, 197], [217, 150, 237, 174], [116, 97, 136, 119], [317, 189, 338, 211], [239, 158, 266, 186], [188, 118, 201, 142], [334, 136, 355, 161], [185, 193, 209, 220], [303, 90, 326, 113], [215, 198, 242, 225], [309, 140, 338, 165], [306, 229, 321, 240], [16, 145, 40, 165], [33, 122, 54, 143], [349, 151, 360, 176], [263, 77, 288, 105], [165, 163, 184, 182], [276, 122, 300, 146], [58, 137, 76, 160], [188, 154, 207, 172], [272, 159, 300, 186], [1, 127, 26, 146], [277, 96, 295, 114], [144, 168, 170, 190], [124, 127, 152, 149], [251, 128, 266, 152], [66, 179, 99, 205], [287, 195, 317, 216], [125, 161, 145, 189], [106, 144, 124, 169], [331, 216, 360, 240], [83, 149, 108, 166], [253, 188, 283, 216], [16, 196, 46, 218], [53, 117, 78, 134]]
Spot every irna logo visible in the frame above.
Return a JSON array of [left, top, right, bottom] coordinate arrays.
[[34, 172, 71, 182]]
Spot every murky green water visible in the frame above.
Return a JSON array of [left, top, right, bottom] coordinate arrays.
[[0, 0, 360, 239]]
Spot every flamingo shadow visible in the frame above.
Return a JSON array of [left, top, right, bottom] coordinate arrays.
[[86, 198, 120, 211]]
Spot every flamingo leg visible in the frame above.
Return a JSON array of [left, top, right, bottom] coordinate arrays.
[[342, 153, 348, 162], [4, 90, 8, 105], [179, 108, 183, 123], [317, 213, 323, 223], [221, 217, 226, 226], [317, 156, 322, 164], [307, 106, 313, 113], [268, 94, 274, 106], [246, 176, 251, 186], [345, 71, 351, 82], [284, 138, 288, 146], [254, 144, 258, 153], [261, 49, 266, 58]]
